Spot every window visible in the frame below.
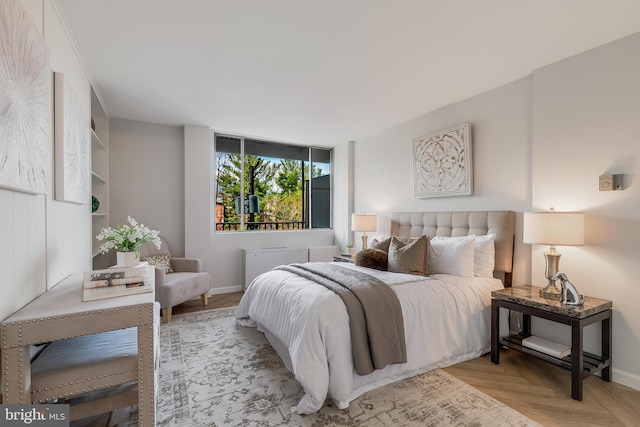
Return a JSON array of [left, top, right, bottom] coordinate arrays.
[[215, 134, 332, 232]]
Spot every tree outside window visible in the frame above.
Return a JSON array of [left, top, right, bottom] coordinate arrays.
[[215, 135, 331, 232]]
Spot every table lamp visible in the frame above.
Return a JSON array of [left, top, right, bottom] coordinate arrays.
[[523, 209, 584, 299], [351, 213, 377, 250]]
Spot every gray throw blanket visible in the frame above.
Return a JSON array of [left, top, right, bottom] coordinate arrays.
[[275, 262, 407, 376]]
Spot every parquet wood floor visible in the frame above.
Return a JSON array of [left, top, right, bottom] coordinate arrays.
[[443, 351, 640, 427], [74, 291, 640, 426]]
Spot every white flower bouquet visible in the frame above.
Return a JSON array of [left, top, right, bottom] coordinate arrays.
[[97, 216, 161, 255]]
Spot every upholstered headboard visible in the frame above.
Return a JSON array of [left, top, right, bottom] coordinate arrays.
[[390, 211, 515, 286]]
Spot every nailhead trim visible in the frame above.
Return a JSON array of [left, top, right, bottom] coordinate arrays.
[[31, 368, 139, 403], [2, 295, 157, 425], [1, 305, 153, 349]]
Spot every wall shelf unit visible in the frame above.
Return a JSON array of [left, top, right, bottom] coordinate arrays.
[[91, 88, 109, 269], [92, 171, 106, 184]]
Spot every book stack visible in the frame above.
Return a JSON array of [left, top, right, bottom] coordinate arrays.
[[522, 335, 571, 359], [82, 266, 152, 301]]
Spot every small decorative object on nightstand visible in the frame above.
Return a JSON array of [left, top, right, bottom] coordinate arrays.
[[551, 272, 584, 306], [346, 243, 356, 257], [491, 285, 612, 401]]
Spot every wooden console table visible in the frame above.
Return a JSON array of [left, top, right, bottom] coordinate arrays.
[[1, 268, 156, 425], [491, 285, 612, 401]]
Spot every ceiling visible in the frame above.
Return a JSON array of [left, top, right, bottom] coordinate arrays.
[[57, 0, 640, 147]]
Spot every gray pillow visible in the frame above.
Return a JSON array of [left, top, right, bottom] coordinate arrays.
[[387, 235, 429, 276], [371, 237, 392, 252]]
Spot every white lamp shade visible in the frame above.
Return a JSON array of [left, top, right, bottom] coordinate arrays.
[[523, 212, 584, 246], [351, 213, 377, 232]]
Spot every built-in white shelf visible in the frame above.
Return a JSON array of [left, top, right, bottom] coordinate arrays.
[[91, 87, 110, 268], [91, 129, 106, 151]]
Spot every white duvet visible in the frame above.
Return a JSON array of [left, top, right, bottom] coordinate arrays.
[[235, 263, 505, 414]]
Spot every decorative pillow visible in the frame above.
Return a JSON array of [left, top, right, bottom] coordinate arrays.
[[430, 234, 496, 277], [473, 233, 496, 277], [370, 237, 392, 252], [387, 235, 428, 276], [143, 253, 173, 274], [354, 248, 388, 271], [428, 235, 475, 277], [371, 236, 417, 253]]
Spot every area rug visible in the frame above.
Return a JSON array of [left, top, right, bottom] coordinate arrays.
[[111, 307, 541, 426]]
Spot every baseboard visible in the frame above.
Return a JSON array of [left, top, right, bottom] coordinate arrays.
[[208, 285, 242, 295], [613, 368, 640, 391]]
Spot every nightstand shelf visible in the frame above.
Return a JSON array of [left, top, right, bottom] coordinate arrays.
[[491, 285, 612, 401], [498, 333, 608, 375], [333, 254, 354, 263]]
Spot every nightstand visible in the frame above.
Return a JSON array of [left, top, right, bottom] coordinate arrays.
[[333, 254, 354, 263], [491, 285, 612, 401]]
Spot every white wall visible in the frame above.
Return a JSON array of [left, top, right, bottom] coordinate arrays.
[[44, 0, 91, 285], [0, 0, 91, 321], [353, 31, 640, 389], [109, 123, 338, 292], [49, 0, 637, 388], [184, 125, 213, 270], [207, 230, 336, 293], [531, 32, 640, 389], [331, 140, 354, 250], [354, 77, 533, 285], [183, 125, 336, 293], [106, 123, 338, 291], [108, 119, 185, 265]]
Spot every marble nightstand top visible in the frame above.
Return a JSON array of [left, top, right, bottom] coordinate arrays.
[[492, 285, 612, 319]]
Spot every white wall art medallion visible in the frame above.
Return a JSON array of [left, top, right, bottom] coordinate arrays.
[[412, 123, 473, 198], [54, 72, 90, 204], [0, 0, 51, 194]]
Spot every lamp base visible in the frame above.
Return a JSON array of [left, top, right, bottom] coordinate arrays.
[[541, 249, 562, 300], [539, 281, 562, 300], [361, 234, 369, 250]]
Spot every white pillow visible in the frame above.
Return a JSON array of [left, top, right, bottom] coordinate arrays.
[[473, 233, 496, 277], [430, 234, 496, 277], [428, 235, 475, 277]]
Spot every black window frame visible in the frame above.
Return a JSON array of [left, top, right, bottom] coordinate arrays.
[[214, 133, 332, 232]]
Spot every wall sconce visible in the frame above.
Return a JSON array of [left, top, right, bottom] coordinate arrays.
[[599, 174, 623, 191], [351, 213, 377, 250], [523, 208, 584, 300]]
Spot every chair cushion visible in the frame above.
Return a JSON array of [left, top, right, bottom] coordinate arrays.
[[29, 304, 160, 405], [159, 272, 210, 309], [30, 328, 139, 403]]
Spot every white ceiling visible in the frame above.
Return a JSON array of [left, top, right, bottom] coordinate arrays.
[[57, 0, 640, 147]]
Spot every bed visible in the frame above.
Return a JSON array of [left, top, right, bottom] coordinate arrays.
[[236, 210, 515, 414]]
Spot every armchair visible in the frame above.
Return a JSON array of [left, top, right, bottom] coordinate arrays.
[[140, 237, 210, 322]]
